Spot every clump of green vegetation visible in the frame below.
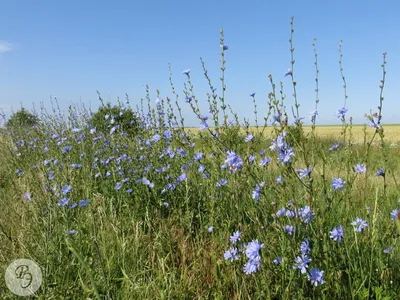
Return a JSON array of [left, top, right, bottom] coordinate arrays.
[[5, 108, 40, 129], [88, 100, 141, 138]]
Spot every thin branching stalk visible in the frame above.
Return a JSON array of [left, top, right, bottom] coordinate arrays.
[[289, 17, 300, 120]]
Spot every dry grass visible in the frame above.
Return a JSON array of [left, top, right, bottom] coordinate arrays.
[[187, 125, 400, 144]]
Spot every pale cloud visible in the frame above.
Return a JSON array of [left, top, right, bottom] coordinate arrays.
[[0, 41, 12, 54]]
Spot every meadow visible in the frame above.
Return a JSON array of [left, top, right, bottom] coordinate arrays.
[[1, 23, 400, 299]]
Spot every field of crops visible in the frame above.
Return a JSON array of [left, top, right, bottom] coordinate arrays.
[[187, 125, 400, 145]]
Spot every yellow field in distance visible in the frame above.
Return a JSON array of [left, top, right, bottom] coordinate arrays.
[[186, 125, 400, 144]]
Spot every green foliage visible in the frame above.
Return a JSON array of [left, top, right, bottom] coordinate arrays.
[[5, 108, 40, 129], [89, 102, 141, 137], [2, 119, 400, 299], [286, 124, 303, 145], [219, 124, 244, 149]]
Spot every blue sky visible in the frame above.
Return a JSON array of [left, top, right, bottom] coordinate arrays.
[[0, 0, 399, 126]]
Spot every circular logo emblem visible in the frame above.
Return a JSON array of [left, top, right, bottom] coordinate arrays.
[[5, 259, 42, 296]]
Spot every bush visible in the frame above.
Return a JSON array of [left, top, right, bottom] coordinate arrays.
[[5, 108, 40, 129], [89, 102, 141, 137]]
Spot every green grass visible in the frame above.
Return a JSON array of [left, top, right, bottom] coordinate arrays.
[[1, 121, 400, 299]]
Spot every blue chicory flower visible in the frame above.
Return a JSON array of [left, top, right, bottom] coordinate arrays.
[[351, 217, 368, 232], [230, 231, 241, 244], [308, 268, 325, 286], [331, 178, 345, 190], [354, 163, 366, 174], [224, 247, 239, 262], [329, 225, 344, 242]]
